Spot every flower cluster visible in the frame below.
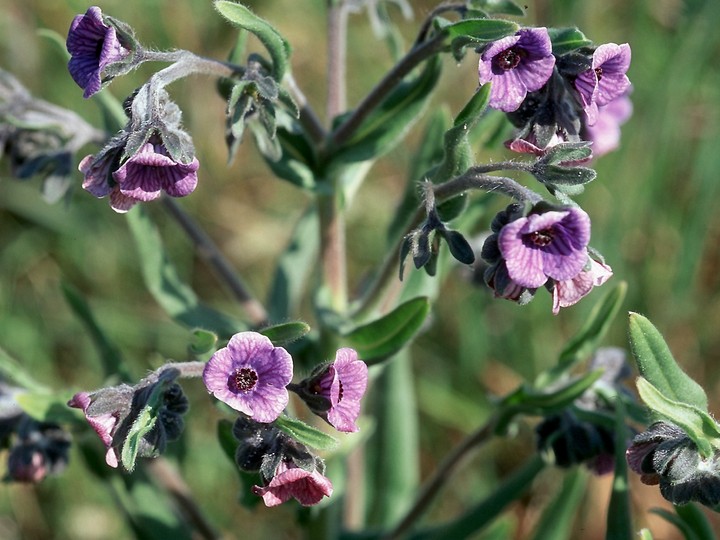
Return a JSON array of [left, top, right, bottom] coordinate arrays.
[[203, 332, 368, 432], [481, 202, 611, 312], [627, 422, 720, 508], [479, 28, 631, 159], [233, 417, 333, 507], [202, 332, 367, 506]]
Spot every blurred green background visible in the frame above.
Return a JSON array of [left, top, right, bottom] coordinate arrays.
[[2, 0, 720, 538]]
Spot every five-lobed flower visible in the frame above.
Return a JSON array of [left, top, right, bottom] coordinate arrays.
[[478, 27, 556, 113], [203, 332, 293, 424], [498, 205, 591, 289]]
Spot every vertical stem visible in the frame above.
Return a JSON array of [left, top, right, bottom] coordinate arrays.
[[326, 0, 348, 122], [319, 0, 349, 314], [318, 192, 348, 312]]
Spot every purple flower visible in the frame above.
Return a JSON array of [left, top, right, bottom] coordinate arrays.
[[478, 28, 556, 113], [252, 459, 333, 507], [111, 138, 199, 211], [584, 93, 633, 157], [203, 332, 293, 423], [68, 386, 133, 468], [68, 372, 188, 469], [574, 43, 631, 125], [293, 348, 368, 433], [551, 256, 613, 314], [67, 7, 130, 98], [498, 207, 591, 289]]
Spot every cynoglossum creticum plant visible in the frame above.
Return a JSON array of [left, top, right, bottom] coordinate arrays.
[[0, 0, 663, 538]]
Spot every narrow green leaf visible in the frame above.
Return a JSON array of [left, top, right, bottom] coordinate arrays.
[[214, 1, 291, 80], [498, 371, 603, 434], [366, 352, 419, 527], [258, 321, 311, 345], [530, 469, 587, 540], [547, 27, 592, 55], [61, 281, 127, 380], [121, 382, 166, 472], [442, 18, 519, 42], [126, 207, 243, 337], [274, 415, 339, 451], [537, 164, 597, 186], [650, 508, 701, 540], [343, 297, 431, 364], [606, 399, 632, 540], [636, 377, 719, 458], [543, 142, 593, 165], [628, 313, 709, 411], [268, 208, 319, 320], [675, 504, 717, 540], [468, 0, 526, 16], [538, 281, 626, 386], [430, 84, 491, 182], [330, 56, 442, 166], [16, 391, 80, 425], [454, 83, 491, 128]]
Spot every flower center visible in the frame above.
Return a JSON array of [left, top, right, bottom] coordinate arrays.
[[337, 381, 344, 403], [228, 367, 258, 393], [528, 229, 554, 247], [594, 67, 603, 81], [495, 47, 523, 71]]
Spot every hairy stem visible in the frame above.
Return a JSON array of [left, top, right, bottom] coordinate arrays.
[[162, 198, 269, 327], [285, 73, 327, 144], [383, 415, 498, 540], [326, 0, 348, 123], [353, 170, 542, 319]]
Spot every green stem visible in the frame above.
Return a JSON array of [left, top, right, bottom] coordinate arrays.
[[353, 170, 542, 319]]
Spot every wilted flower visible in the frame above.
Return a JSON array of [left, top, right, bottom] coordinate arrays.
[[497, 205, 591, 289], [67, 6, 131, 98], [252, 459, 334, 507], [478, 28, 556, 113], [292, 348, 368, 433], [68, 369, 188, 469], [203, 332, 293, 423], [627, 422, 720, 508], [573, 43, 631, 125], [111, 136, 199, 211], [551, 256, 613, 314]]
